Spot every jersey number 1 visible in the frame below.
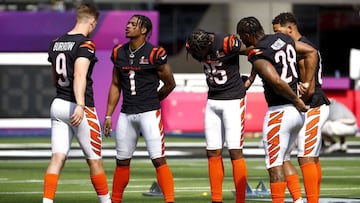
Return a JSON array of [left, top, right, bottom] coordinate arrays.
[[129, 70, 136, 95]]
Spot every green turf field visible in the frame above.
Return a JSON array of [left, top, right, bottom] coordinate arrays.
[[1, 136, 360, 202], [0, 157, 359, 203]]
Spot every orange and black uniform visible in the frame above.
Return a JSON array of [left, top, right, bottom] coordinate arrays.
[[191, 33, 246, 100], [248, 33, 298, 106], [111, 42, 167, 114]]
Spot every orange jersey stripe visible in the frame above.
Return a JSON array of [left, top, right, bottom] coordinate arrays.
[[90, 130, 101, 156], [88, 120, 100, 133], [84, 108, 100, 132], [90, 129, 101, 156], [80, 41, 96, 51], [155, 109, 165, 156], [223, 36, 229, 55], [91, 141, 101, 152], [267, 111, 284, 126], [112, 44, 122, 63], [149, 48, 157, 64], [268, 129, 280, 165], [85, 107, 97, 119], [306, 106, 320, 117], [267, 111, 283, 165], [248, 48, 263, 60], [156, 47, 166, 58], [90, 129, 101, 144], [304, 108, 321, 155], [240, 99, 245, 147]]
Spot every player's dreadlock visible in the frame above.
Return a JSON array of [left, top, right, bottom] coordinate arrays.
[[132, 14, 153, 38], [272, 12, 298, 26], [185, 29, 211, 61], [236, 16, 264, 38]]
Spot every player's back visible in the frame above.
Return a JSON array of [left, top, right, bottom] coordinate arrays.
[[48, 34, 97, 107], [298, 36, 330, 107], [201, 33, 246, 100], [249, 33, 298, 107]]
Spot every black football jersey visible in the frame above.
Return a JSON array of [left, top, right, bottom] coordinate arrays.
[[48, 34, 97, 107], [111, 42, 167, 114], [298, 36, 330, 107], [200, 33, 246, 100], [248, 33, 298, 107]]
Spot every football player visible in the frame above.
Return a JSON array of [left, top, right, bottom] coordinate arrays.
[[43, 3, 111, 203], [103, 15, 176, 203], [186, 29, 250, 203], [272, 12, 331, 203], [237, 16, 317, 203]]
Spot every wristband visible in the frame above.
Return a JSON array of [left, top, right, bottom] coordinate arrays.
[[105, 116, 112, 119], [77, 103, 85, 109]]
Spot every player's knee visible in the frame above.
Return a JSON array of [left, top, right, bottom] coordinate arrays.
[[207, 149, 222, 157], [229, 149, 243, 159], [86, 158, 103, 168], [50, 153, 66, 165], [152, 157, 167, 168], [268, 166, 286, 182], [116, 158, 131, 166]]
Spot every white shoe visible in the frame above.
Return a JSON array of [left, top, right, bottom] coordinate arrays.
[[98, 193, 111, 203], [324, 142, 341, 153], [340, 143, 348, 152], [42, 198, 53, 203], [294, 198, 304, 203]]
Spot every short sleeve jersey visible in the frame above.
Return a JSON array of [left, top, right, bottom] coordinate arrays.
[[298, 36, 330, 107], [48, 34, 97, 107], [111, 42, 167, 114], [200, 33, 246, 100], [248, 33, 298, 107]]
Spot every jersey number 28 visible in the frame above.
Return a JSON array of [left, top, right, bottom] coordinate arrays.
[[274, 44, 298, 83]]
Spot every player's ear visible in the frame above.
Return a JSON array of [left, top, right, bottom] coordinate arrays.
[[287, 24, 294, 34], [90, 19, 96, 29], [141, 27, 147, 35]]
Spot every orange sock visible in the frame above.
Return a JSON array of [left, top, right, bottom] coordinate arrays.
[[91, 172, 109, 195], [301, 162, 318, 203], [156, 164, 175, 203], [270, 182, 286, 203], [43, 173, 59, 200], [286, 174, 302, 202], [315, 161, 322, 196], [208, 156, 224, 202], [111, 166, 130, 203], [231, 158, 247, 203]]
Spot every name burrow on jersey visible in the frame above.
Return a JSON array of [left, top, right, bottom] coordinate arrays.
[[53, 42, 76, 51]]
